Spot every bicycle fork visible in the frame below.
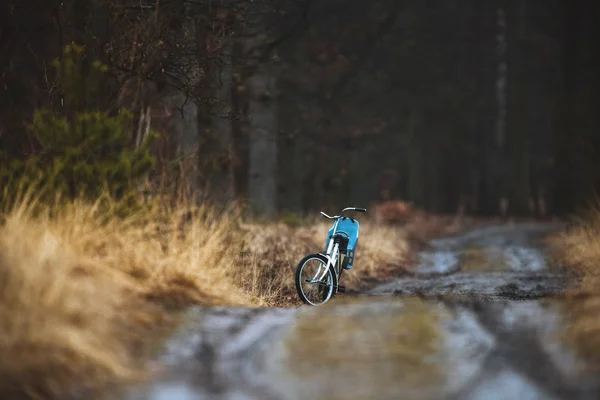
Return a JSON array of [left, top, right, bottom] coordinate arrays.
[[308, 243, 340, 288]]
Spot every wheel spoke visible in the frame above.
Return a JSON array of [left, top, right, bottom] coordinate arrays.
[[296, 256, 334, 306]]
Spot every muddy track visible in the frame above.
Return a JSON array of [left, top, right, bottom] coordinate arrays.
[[122, 223, 600, 400], [444, 299, 596, 400], [367, 271, 567, 299]]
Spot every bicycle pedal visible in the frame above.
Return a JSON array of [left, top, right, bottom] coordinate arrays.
[[337, 285, 346, 293]]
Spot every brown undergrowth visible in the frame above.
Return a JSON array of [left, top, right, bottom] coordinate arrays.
[[547, 206, 600, 368], [0, 192, 248, 399], [0, 193, 418, 398], [237, 220, 412, 305]]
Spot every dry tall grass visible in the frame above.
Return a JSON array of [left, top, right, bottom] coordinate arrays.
[[0, 194, 249, 399], [548, 210, 600, 285], [0, 194, 414, 398], [0, 212, 139, 399], [236, 219, 412, 305], [548, 206, 600, 367]]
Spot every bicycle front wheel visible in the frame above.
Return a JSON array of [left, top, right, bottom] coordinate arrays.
[[295, 254, 337, 306]]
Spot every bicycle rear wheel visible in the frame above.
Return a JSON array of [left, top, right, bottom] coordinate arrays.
[[295, 254, 337, 306]]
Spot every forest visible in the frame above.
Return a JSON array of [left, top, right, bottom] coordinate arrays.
[[2, 0, 599, 218], [5, 1, 600, 399]]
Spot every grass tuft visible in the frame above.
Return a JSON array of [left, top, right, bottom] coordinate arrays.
[[0, 212, 141, 398], [0, 194, 248, 398], [548, 205, 600, 368]]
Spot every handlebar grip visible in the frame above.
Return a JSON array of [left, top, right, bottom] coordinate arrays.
[[355, 208, 367, 213]]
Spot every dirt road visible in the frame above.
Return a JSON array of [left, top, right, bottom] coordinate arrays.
[[124, 223, 600, 400]]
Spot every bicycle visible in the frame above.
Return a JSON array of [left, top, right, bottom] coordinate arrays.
[[295, 207, 367, 306]]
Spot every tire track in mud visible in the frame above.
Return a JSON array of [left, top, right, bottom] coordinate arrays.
[[125, 307, 298, 400], [370, 223, 569, 299], [369, 222, 598, 400], [444, 299, 594, 400]]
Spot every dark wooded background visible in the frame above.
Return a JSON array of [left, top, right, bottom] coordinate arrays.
[[1, 0, 599, 217]]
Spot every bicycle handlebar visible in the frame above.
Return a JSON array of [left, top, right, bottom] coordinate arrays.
[[320, 207, 367, 220], [342, 207, 367, 215]]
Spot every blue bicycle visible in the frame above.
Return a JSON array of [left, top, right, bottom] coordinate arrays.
[[295, 207, 367, 306]]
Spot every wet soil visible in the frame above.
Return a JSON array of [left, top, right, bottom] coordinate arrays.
[[122, 222, 600, 400]]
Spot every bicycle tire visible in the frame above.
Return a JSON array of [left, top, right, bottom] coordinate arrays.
[[295, 253, 337, 306]]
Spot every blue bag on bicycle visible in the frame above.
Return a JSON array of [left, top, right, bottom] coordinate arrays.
[[326, 217, 360, 270]]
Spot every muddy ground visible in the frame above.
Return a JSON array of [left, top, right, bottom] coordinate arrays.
[[123, 223, 600, 400]]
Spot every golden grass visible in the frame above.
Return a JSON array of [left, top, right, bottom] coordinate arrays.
[[547, 206, 600, 368], [0, 209, 142, 398], [548, 214, 600, 282], [0, 194, 414, 398], [0, 212, 133, 398], [0, 194, 249, 399]]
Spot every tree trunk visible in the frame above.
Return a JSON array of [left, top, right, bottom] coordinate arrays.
[[243, 6, 279, 217], [247, 64, 278, 216], [480, 1, 509, 216], [406, 112, 424, 207], [208, 38, 235, 203], [279, 129, 305, 214], [505, 0, 532, 215], [166, 5, 200, 200], [494, 3, 509, 214], [552, 0, 579, 214]]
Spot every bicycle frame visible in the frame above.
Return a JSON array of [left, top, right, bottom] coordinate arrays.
[[314, 241, 340, 283], [314, 208, 361, 283]]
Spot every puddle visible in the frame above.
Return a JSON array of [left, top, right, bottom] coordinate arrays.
[[124, 298, 453, 400], [442, 299, 594, 399], [462, 369, 557, 400], [441, 306, 497, 394], [124, 307, 298, 400], [428, 223, 565, 250], [271, 297, 447, 400], [416, 250, 460, 274]]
